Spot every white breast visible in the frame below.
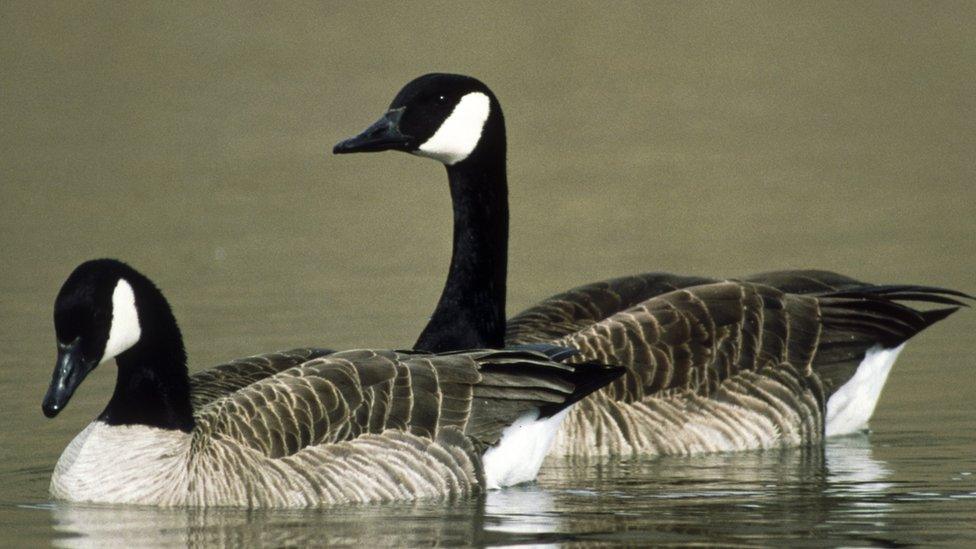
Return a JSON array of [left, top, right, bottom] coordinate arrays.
[[50, 422, 191, 505]]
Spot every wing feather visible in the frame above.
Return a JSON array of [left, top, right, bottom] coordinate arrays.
[[193, 348, 622, 460]]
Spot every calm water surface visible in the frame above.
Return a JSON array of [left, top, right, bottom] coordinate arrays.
[[2, 3, 974, 546]]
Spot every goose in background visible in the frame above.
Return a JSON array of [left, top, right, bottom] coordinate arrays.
[[41, 259, 622, 506], [333, 73, 969, 457]]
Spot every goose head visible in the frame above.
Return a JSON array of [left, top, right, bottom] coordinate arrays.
[[334, 73, 504, 166], [43, 259, 150, 418]]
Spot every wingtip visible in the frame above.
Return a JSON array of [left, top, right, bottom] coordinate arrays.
[[538, 361, 624, 418], [569, 361, 626, 398], [920, 306, 962, 328]]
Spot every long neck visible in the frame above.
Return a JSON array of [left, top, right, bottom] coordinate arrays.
[[414, 155, 509, 352], [99, 306, 194, 432]]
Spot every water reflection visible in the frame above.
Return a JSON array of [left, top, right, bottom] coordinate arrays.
[[824, 435, 893, 496], [531, 436, 899, 545], [49, 500, 484, 547], [484, 486, 558, 534], [46, 435, 898, 547]]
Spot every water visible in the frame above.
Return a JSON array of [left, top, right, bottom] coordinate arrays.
[[2, 2, 974, 546]]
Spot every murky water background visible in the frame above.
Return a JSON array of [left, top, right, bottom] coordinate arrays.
[[2, 2, 974, 546]]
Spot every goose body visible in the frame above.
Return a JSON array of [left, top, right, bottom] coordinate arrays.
[[43, 260, 621, 506], [334, 73, 969, 458]]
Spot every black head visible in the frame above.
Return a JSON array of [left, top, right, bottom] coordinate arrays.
[[44, 259, 149, 418], [334, 73, 504, 166]]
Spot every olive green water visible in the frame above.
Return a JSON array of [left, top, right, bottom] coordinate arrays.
[[2, 2, 975, 546]]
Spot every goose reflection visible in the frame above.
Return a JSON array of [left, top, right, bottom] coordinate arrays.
[[49, 500, 486, 547], [48, 436, 892, 547], [825, 434, 894, 493], [528, 435, 896, 545]]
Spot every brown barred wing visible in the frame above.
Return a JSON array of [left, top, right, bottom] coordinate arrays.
[[550, 279, 963, 407], [505, 272, 715, 345], [188, 347, 333, 409], [553, 281, 823, 404], [505, 270, 866, 346], [193, 350, 402, 459], [192, 348, 622, 460], [740, 269, 865, 294]]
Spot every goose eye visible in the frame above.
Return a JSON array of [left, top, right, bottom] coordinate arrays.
[[436, 95, 447, 104]]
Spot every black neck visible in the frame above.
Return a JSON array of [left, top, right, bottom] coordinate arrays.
[[414, 155, 509, 352], [98, 302, 194, 432]]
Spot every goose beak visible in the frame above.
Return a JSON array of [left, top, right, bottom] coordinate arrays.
[[43, 338, 96, 418], [333, 108, 413, 154]]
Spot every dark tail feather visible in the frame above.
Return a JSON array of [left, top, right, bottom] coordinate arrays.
[[920, 306, 962, 328], [488, 345, 622, 416], [818, 284, 968, 347], [857, 293, 968, 307], [473, 349, 624, 418], [812, 285, 965, 396], [538, 361, 624, 418], [824, 284, 973, 307]]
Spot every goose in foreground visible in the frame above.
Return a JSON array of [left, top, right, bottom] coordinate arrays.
[[333, 73, 970, 457], [42, 259, 622, 506]]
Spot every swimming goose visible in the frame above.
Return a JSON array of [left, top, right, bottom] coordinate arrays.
[[41, 259, 622, 506], [333, 73, 969, 457]]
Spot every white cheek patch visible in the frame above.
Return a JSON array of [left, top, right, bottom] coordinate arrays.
[[101, 279, 142, 364], [416, 92, 491, 165]]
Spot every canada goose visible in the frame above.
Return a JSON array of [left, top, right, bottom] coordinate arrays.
[[333, 73, 969, 457], [42, 259, 622, 506]]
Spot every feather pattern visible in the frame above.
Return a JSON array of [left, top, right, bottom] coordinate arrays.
[[51, 348, 620, 507], [189, 348, 334, 408], [505, 270, 864, 345], [508, 280, 964, 458]]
